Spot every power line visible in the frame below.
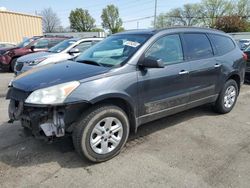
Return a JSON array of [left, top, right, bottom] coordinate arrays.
[[123, 16, 154, 23]]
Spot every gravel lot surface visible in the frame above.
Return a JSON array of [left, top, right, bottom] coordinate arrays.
[[0, 72, 250, 188]]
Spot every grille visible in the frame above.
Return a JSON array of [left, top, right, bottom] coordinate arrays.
[[246, 66, 250, 73], [6, 87, 30, 102], [15, 62, 24, 71]]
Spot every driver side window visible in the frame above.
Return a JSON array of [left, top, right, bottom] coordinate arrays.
[[145, 34, 183, 65]]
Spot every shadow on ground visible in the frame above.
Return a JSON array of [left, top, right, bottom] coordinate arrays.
[[0, 104, 220, 169]]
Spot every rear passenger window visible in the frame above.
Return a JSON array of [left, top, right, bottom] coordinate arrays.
[[209, 34, 235, 55], [183, 33, 213, 60], [145, 34, 183, 65]]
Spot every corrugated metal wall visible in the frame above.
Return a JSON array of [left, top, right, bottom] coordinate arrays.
[[0, 11, 42, 43]]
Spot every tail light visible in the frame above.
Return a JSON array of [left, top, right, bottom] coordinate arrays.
[[243, 53, 248, 61]]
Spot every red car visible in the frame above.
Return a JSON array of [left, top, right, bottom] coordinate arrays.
[[0, 35, 70, 72]]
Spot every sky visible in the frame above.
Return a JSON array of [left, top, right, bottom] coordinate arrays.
[[0, 0, 201, 30]]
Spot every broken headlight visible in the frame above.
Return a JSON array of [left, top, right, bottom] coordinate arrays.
[[25, 81, 80, 105]]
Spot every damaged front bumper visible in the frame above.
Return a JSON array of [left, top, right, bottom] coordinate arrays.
[[7, 87, 89, 140]]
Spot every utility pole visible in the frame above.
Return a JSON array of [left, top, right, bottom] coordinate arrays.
[[153, 0, 157, 28]]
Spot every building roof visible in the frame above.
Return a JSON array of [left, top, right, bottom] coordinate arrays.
[[0, 10, 42, 19]]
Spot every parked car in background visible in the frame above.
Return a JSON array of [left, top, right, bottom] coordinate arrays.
[[7, 27, 245, 162], [0, 42, 16, 48], [243, 45, 250, 82], [14, 37, 103, 75], [0, 35, 70, 72], [237, 39, 250, 50]]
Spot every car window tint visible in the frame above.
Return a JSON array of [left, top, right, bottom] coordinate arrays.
[[209, 34, 235, 55], [75, 41, 93, 52], [33, 39, 49, 49], [48, 39, 65, 48], [145, 34, 183, 65], [183, 33, 213, 60]]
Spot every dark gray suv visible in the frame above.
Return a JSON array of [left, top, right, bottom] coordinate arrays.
[[7, 27, 246, 162]]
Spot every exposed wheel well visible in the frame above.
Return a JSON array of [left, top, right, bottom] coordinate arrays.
[[228, 74, 241, 93], [94, 98, 137, 133]]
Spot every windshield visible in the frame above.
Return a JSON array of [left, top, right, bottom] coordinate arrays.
[[75, 34, 151, 67], [244, 45, 250, 52], [48, 39, 77, 53], [17, 38, 33, 48]]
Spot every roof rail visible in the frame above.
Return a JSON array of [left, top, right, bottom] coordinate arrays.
[[43, 34, 73, 38]]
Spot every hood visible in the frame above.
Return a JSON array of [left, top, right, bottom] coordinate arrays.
[[12, 61, 110, 92], [17, 52, 54, 62], [0, 47, 17, 54]]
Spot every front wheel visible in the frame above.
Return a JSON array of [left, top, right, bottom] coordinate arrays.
[[213, 79, 238, 114], [10, 58, 18, 72], [72, 105, 129, 162]]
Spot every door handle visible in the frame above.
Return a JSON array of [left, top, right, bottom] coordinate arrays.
[[214, 64, 221, 68], [179, 70, 189, 75]]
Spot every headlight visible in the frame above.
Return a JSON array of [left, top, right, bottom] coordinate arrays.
[[28, 58, 47, 66], [3, 51, 10, 55], [25, 81, 80, 105]]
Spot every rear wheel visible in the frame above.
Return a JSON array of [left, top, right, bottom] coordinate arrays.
[[213, 79, 238, 114], [72, 105, 129, 162]]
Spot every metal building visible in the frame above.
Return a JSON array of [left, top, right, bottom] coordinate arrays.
[[0, 10, 42, 43]]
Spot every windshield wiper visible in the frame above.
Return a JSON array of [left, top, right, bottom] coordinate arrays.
[[76, 60, 104, 67]]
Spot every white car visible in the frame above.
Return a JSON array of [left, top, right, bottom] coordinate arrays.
[[14, 37, 103, 75], [0, 42, 16, 48]]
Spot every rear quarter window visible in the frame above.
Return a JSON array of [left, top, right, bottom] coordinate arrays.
[[209, 34, 235, 56], [182, 33, 213, 60]]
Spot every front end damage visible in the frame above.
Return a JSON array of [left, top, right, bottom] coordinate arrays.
[[7, 87, 89, 140]]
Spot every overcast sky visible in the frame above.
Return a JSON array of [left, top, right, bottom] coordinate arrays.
[[0, 0, 200, 29]]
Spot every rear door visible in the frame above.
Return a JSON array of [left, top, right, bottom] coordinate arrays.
[[181, 33, 221, 105]]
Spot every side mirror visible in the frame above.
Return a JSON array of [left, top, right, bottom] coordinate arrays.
[[30, 45, 35, 51], [139, 56, 165, 68], [69, 48, 80, 54]]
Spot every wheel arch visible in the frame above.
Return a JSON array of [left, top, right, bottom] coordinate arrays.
[[89, 94, 138, 133], [226, 73, 241, 93]]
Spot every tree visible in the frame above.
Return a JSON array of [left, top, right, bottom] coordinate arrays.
[[154, 3, 201, 28], [101, 4, 124, 33], [215, 15, 248, 32], [198, 0, 234, 27], [69, 8, 95, 32], [91, 28, 105, 32], [41, 8, 61, 33], [235, 0, 250, 18]]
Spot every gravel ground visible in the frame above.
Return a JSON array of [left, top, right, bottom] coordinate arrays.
[[0, 73, 250, 188]]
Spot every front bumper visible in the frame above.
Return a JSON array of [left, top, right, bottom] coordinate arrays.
[[0, 55, 11, 70], [6, 87, 89, 139]]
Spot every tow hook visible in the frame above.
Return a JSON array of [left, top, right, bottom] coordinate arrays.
[[40, 109, 65, 137]]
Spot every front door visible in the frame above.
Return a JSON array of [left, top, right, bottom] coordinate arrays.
[[137, 34, 190, 124]]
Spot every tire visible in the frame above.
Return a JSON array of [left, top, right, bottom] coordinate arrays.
[[10, 58, 17, 72], [72, 105, 129, 162], [213, 79, 238, 114]]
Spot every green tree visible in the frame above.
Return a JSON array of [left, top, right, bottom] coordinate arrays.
[[199, 0, 234, 27], [69, 8, 95, 32], [101, 4, 124, 33], [154, 3, 201, 28], [235, 0, 250, 17]]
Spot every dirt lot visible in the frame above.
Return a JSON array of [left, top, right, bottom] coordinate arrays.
[[0, 72, 250, 188]]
